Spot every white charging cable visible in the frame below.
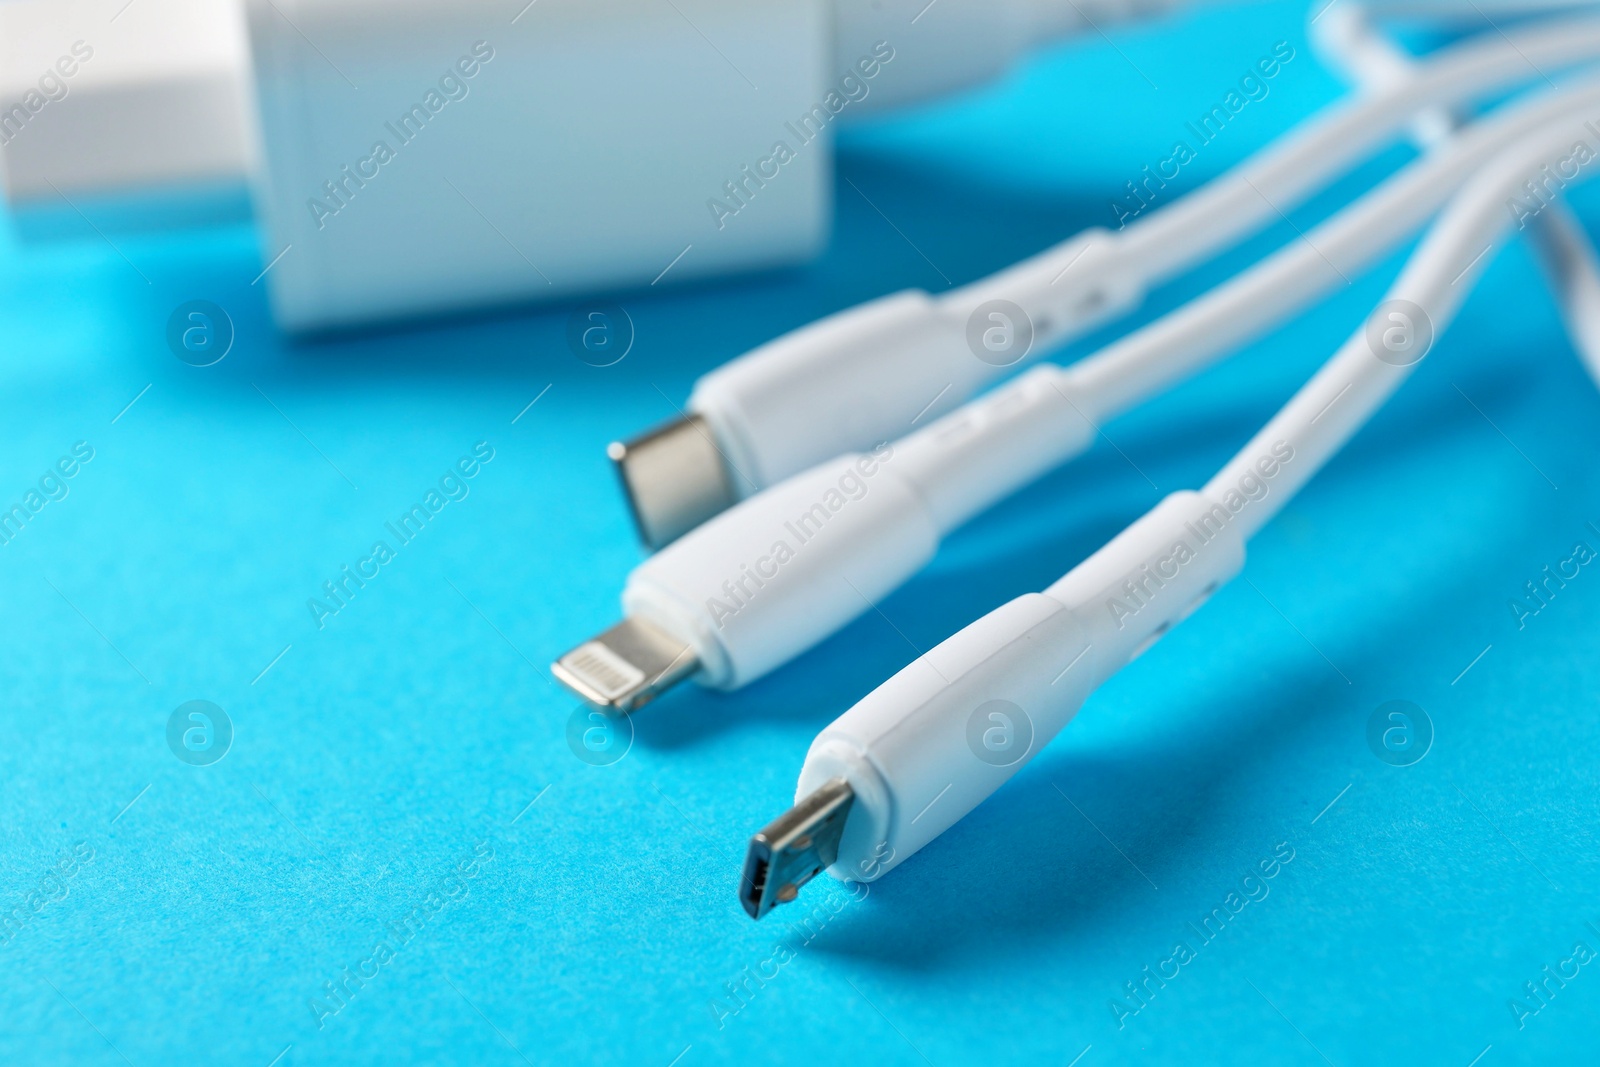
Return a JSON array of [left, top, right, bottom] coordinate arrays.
[[610, 14, 1600, 549], [553, 72, 1600, 712], [1316, 0, 1600, 386], [735, 104, 1598, 916]]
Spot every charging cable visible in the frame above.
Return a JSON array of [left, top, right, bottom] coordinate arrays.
[[737, 106, 1600, 917], [610, 14, 1600, 549], [554, 73, 1600, 711], [1316, 0, 1600, 385]]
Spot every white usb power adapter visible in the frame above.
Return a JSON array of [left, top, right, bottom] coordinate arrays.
[[243, 0, 837, 332], [1, 0, 1110, 331]]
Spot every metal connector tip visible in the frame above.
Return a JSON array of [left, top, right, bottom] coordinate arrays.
[[552, 617, 699, 713], [740, 777, 855, 920], [609, 413, 737, 551]]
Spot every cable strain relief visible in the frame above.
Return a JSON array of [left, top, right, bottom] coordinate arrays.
[[1047, 489, 1246, 671], [944, 228, 1145, 354]]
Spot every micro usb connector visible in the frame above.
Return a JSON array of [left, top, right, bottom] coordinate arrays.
[[740, 777, 855, 920]]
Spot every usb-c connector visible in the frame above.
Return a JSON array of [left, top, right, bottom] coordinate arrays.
[[608, 414, 738, 551]]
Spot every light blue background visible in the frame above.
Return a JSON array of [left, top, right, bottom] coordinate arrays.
[[3, 2, 1599, 1064]]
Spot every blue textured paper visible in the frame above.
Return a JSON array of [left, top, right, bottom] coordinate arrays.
[[3, 2, 1600, 1064]]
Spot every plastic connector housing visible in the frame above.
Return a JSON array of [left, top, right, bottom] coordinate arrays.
[[688, 229, 1138, 503], [622, 452, 940, 689], [798, 490, 1246, 881]]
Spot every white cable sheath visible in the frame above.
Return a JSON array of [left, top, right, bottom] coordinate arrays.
[[1315, 0, 1600, 393], [1053, 74, 1600, 421], [1205, 113, 1591, 536], [1528, 207, 1600, 385], [623, 77, 1600, 690], [689, 15, 1600, 497], [800, 109, 1598, 882], [1311, 0, 1458, 147]]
